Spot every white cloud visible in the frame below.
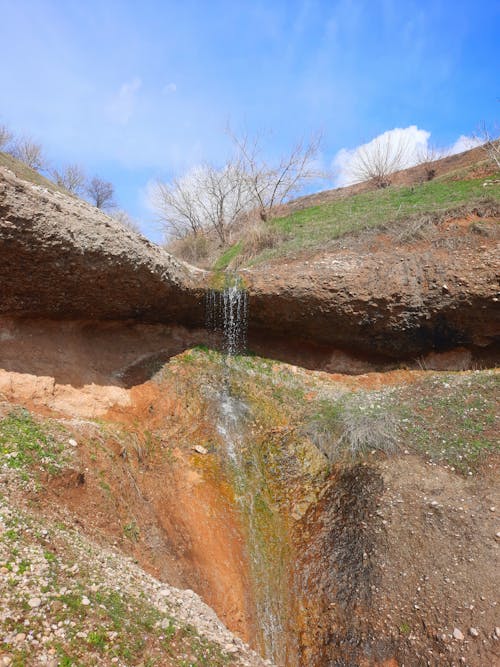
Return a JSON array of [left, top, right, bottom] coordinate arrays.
[[332, 126, 482, 187], [332, 125, 430, 186], [449, 134, 481, 155], [106, 77, 142, 125], [163, 82, 177, 94]]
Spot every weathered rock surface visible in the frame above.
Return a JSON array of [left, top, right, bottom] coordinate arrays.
[[1, 164, 499, 360], [244, 215, 500, 359], [0, 165, 207, 325]]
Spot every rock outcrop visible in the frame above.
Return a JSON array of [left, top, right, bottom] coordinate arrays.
[[0, 165, 207, 325], [1, 163, 499, 360], [243, 215, 500, 358]]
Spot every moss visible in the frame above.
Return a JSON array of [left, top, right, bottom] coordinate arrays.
[[212, 241, 243, 271]]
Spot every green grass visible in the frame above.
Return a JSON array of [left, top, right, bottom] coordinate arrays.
[[212, 241, 243, 270], [238, 175, 500, 265], [0, 409, 67, 476]]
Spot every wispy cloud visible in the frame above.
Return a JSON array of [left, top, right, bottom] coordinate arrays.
[[449, 134, 482, 154], [106, 77, 142, 125], [163, 82, 177, 95]]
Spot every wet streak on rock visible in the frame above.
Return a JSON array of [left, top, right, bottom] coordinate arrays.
[[294, 464, 392, 666]]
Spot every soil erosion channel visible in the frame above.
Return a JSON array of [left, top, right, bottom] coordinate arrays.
[[0, 274, 498, 667]]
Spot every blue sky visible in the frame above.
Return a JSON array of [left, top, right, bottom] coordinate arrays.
[[1, 0, 498, 240]]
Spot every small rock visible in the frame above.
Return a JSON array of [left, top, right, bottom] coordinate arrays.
[[224, 644, 239, 654], [28, 597, 42, 608], [68, 438, 78, 447], [0, 656, 13, 666], [81, 596, 90, 606], [453, 628, 464, 641], [193, 445, 208, 455], [469, 627, 479, 637], [14, 632, 26, 643], [495, 627, 500, 638]]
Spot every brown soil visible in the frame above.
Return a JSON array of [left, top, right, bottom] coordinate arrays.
[[244, 210, 500, 359], [1, 318, 499, 666], [27, 375, 256, 642]]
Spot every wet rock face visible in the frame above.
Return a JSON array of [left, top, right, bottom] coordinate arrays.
[[293, 464, 389, 666], [0, 166, 207, 326]]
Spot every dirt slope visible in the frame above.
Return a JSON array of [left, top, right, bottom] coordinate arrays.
[[244, 208, 500, 359]]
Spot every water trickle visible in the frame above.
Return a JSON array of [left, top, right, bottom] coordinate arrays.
[[205, 280, 248, 355]]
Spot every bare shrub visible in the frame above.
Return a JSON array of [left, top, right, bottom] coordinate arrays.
[[51, 163, 86, 194], [305, 393, 399, 462], [229, 129, 323, 221], [0, 124, 13, 150], [417, 144, 445, 181], [477, 123, 500, 170], [394, 213, 435, 243], [153, 160, 249, 244], [9, 137, 47, 171], [347, 132, 411, 188], [237, 219, 287, 262], [167, 233, 209, 264], [338, 400, 399, 458]]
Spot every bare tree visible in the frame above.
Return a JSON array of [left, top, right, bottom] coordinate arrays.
[[154, 130, 323, 244], [347, 132, 411, 188], [0, 124, 13, 150], [153, 160, 250, 244], [86, 176, 115, 210], [153, 168, 206, 239], [477, 123, 500, 170], [8, 137, 47, 171], [230, 130, 322, 221], [51, 163, 86, 194], [195, 160, 250, 243]]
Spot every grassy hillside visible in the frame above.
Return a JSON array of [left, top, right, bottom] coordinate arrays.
[[0, 151, 71, 196], [213, 172, 500, 269]]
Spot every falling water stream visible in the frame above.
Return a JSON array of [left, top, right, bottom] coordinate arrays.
[[205, 281, 248, 356], [205, 277, 288, 663]]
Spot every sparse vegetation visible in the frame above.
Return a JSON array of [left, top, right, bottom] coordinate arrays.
[[0, 471, 237, 666], [51, 163, 86, 195], [7, 136, 47, 172], [0, 409, 67, 477], [234, 175, 500, 266]]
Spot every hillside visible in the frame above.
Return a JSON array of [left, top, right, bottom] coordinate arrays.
[[0, 144, 499, 667], [211, 146, 500, 269], [0, 151, 71, 196]]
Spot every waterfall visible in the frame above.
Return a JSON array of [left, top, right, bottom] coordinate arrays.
[[205, 282, 248, 355]]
